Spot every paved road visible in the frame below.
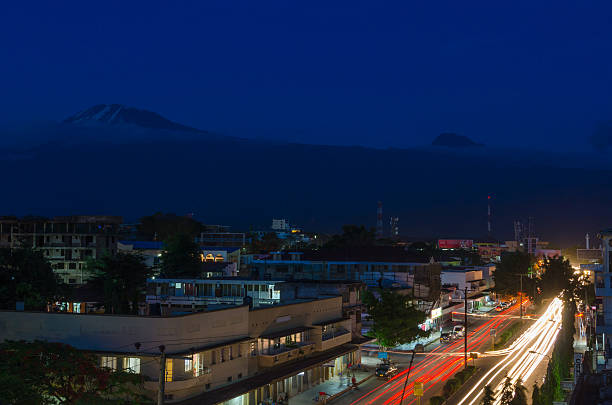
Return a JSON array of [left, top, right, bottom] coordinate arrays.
[[329, 302, 527, 405]]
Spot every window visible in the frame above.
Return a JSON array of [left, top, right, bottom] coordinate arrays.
[[205, 384, 211, 390], [211, 350, 216, 364], [165, 359, 173, 382], [68, 262, 76, 269], [221, 348, 225, 362], [250, 342, 257, 356], [185, 356, 193, 373], [123, 357, 141, 373], [229, 346, 233, 360], [100, 356, 117, 371], [227, 376, 232, 382], [68, 278, 76, 284]]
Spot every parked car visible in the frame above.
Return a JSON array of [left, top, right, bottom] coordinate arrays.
[[376, 363, 399, 380], [495, 305, 504, 312], [440, 332, 453, 343]]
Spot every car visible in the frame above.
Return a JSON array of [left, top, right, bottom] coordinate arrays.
[[440, 332, 452, 343], [375, 363, 399, 380], [495, 305, 504, 312], [501, 302, 511, 308], [453, 325, 465, 337]]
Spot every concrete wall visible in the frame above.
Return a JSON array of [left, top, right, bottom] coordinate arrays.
[[249, 296, 343, 338], [0, 305, 250, 355]]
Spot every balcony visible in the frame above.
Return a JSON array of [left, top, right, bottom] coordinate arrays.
[[258, 342, 315, 368], [320, 329, 352, 351]]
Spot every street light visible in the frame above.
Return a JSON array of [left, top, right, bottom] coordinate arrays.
[[529, 350, 552, 360]]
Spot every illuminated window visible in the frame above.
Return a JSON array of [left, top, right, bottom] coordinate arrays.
[[123, 357, 141, 374], [185, 356, 193, 373], [215, 255, 224, 262], [165, 359, 173, 382], [100, 356, 117, 371]]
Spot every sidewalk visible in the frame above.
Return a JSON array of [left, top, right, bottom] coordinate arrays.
[[289, 370, 372, 405]]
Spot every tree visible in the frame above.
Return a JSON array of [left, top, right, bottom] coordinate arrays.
[[500, 377, 514, 405], [248, 232, 283, 253], [538, 256, 579, 302], [0, 340, 145, 404], [324, 225, 377, 249], [509, 378, 527, 405], [88, 253, 152, 315], [160, 233, 202, 278], [362, 289, 429, 349], [481, 385, 495, 405], [0, 247, 64, 310], [493, 252, 534, 299], [531, 383, 542, 405], [138, 212, 203, 241]]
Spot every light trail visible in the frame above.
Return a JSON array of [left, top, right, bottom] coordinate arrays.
[[350, 300, 527, 405], [455, 298, 563, 405]]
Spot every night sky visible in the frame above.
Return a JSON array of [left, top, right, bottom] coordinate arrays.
[[2, 1, 612, 151]]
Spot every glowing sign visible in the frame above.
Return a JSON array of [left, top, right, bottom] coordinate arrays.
[[431, 308, 442, 319]]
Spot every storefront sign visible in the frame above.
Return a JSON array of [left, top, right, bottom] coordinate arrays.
[[431, 308, 442, 319]]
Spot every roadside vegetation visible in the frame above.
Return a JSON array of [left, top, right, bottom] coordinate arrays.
[[429, 365, 478, 405]]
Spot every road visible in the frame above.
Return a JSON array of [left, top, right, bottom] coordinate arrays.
[[332, 301, 529, 405], [453, 297, 563, 405]]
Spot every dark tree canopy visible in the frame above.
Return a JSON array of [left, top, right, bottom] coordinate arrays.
[[138, 212, 203, 240], [538, 256, 579, 301], [324, 225, 377, 249], [88, 253, 152, 315], [0, 340, 145, 404], [493, 252, 535, 298], [160, 233, 203, 278], [363, 289, 429, 349], [0, 247, 63, 310], [248, 232, 283, 253]]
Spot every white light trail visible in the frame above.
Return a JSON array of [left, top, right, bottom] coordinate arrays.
[[455, 298, 563, 405]]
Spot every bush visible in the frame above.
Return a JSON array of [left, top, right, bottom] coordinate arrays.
[[429, 396, 445, 405], [443, 379, 456, 396]]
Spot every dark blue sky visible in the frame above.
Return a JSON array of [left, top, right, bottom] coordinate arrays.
[[2, 0, 612, 150]]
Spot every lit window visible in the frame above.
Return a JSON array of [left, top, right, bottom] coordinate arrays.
[[123, 357, 141, 373], [185, 356, 193, 373], [165, 359, 173, 382], [100, 356, 117, 371]]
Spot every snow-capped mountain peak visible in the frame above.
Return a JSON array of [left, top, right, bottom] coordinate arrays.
[[63, 104, 205, 133]]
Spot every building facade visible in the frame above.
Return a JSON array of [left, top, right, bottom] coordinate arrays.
[[0, 215, 122, 284], [0, 295, 359, 405]]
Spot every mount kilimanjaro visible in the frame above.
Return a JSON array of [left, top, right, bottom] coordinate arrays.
[[0, 104, 610, 245]]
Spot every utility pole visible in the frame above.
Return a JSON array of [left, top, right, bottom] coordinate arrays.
[[158, 345, 166, 405], [464, 286, 468, 369], [519, 274, 523, 321], [399, 350, 416, 405]]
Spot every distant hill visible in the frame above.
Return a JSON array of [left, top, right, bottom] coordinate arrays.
[[432, 133, 483, 147], [0, 105, 610, 246]]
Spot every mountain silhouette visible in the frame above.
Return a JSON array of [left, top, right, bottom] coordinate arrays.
[[0, 105, 610, 246]]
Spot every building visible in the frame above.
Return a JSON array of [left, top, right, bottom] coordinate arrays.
[[0, 295, 360, 405], [246, 247, 442, 302], [594, 229, 612, 369], [0, 215, 122, 284], [441, 264, 495, 293], [271, 219, 291, 231], [118, 241, 241, 275], [145, 278, 284, 314], [197, 230, 246, 248]]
